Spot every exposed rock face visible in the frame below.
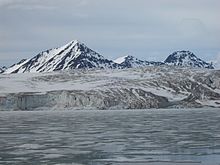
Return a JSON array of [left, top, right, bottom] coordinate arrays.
[[164, 51, 214, 69], [0, 66, 219, 110]]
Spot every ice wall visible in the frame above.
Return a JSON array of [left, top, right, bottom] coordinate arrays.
[[0, 88, 169, 111]]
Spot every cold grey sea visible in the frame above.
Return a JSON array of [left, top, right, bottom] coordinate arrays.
[[0, 109, 220, 165]]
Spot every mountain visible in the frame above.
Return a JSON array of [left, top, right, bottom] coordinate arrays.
[[114, 55, 164, 68], [164, 51, 214, 69], [3, 40, 215, 74], [4, 40, 120, 74]]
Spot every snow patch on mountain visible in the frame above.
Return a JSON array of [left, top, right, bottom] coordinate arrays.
[[114, 55, 129, 64]]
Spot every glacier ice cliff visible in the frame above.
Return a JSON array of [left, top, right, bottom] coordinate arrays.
[[0, 66, 219, 110]]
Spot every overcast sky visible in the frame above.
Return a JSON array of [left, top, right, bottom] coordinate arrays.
[[0, 0, 220, 67]]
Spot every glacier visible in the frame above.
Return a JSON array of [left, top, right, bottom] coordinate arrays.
[[0, 66, 219, 111]]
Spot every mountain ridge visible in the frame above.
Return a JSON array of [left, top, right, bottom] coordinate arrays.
[[2, 40, 214, 74], [114, 55, 164, 68]]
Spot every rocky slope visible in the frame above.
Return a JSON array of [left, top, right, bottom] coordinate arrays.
[[0, 66, 219, 110]]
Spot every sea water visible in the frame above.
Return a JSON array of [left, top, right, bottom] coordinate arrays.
[[0, 109, 220, 165]]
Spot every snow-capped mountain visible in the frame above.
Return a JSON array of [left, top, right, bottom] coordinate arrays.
[[4, 40, 120, 74], [114, 55, 163, 68], [3, 40, 215, 74], [164, 51, 214, 69]]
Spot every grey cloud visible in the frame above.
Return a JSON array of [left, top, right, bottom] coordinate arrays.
[[0, 0, 90, 9]]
